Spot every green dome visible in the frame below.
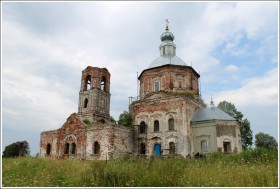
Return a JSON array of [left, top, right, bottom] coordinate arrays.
[[160, 31, 175, 42]]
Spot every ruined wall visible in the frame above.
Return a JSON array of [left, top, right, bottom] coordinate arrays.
[[111, 126, 135, 159], [85, 123, 134, 160], [130, 92, 202, 157], [85, 124, 114, 160], [40, 113, 87, 159], [40, 130, 58, 157], [139, 65, 200, 99]]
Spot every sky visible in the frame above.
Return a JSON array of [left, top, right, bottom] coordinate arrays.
[[1, 1, 279, 155]]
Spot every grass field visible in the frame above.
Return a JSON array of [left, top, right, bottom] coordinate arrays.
[[2, 148, 278, 187]]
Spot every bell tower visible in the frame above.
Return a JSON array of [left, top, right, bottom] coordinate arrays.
[[77, 66, 111, 123]]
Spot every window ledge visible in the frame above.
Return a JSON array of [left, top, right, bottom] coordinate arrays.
[[166, 130, 177, 132]]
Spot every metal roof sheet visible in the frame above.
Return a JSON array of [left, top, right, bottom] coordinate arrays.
[[191, 107, 236, 122], [148, 55, 187, 69]]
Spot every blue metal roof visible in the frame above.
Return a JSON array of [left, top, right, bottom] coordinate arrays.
[[191, 107, 236, 122]]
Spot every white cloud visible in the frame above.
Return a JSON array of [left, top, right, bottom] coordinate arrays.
[[214, 68, 278, 109], [225, 65, 239, 72]]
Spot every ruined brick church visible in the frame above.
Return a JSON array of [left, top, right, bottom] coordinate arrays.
[[40, 23, 242, 160]]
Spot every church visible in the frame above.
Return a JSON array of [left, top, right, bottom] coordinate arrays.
[[40, 23, 242, 160]]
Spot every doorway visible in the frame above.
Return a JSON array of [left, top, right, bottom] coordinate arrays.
[[223, 142, 231, 153], [154, 144, 161, 156]]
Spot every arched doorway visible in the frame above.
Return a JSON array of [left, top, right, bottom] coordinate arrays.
[[154, 144, 161, 156]]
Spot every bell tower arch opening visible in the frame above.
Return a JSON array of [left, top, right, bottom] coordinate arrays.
[[101, 76, 106, 92], [84, 75, 91, 91]]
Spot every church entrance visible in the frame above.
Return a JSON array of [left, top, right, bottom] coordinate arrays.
[[154, 144, 161, 156], [223, 142, 231, 153]]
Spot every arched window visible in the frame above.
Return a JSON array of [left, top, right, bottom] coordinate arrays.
[[93, 141, 100, 155], [154, 120, 159, 132], [46, 143, 51, 155], [71, 143, 76, 155], [84, 98, 88, 108], [168, 118, 174, 131], [140, 122, 147, 134], [101, 76, 106, 92], [201, 140, 208, 152], [64, 143, 70, 155], [140, 143, 146, 154], [85, 75, 91, 91], [169, 142, 175, 155]]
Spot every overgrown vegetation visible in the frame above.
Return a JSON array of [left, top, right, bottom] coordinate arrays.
[[168, 90, 197, 99], [2, 148, 278, 187], [117, 111, 133, 127], [82, 119, 91, 125]]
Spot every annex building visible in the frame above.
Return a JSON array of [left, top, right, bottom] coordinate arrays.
[[40, 24, 242, 160]]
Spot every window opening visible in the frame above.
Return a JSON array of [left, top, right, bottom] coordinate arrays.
[[101, 76, 106, 92], [169, 142, 175, 155], [154, 120, 159, 132], [140, 122, 147, 134], [168, 118, 174, 130], [84, 98, 88, 108], [64, 143, 70, 155], [154, 80, 160, 92], [71, 143, 76, 155], [46, 143, 51, 155], [94, 142, 100, 155], [85, 75, 91, 91], [140, 143, 146, 154], [201, 140, 208, 152]]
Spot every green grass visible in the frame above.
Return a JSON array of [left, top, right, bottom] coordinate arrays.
[[2, 148, 278, 187]]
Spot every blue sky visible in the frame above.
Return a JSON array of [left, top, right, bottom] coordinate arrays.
[[1, 1, 278, 155]]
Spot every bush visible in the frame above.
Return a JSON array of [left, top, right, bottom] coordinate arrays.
[[83, 119, 91, 125]]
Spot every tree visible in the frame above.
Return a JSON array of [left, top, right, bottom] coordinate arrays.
[[218, 101, 253, 150], [255, 132, 278, 149], [217, 101, 243, 123], [241, 118, 253, 149], [3, 141, 30, 158], [118, 111, 133, 127], [110, 116, 117, 124]]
